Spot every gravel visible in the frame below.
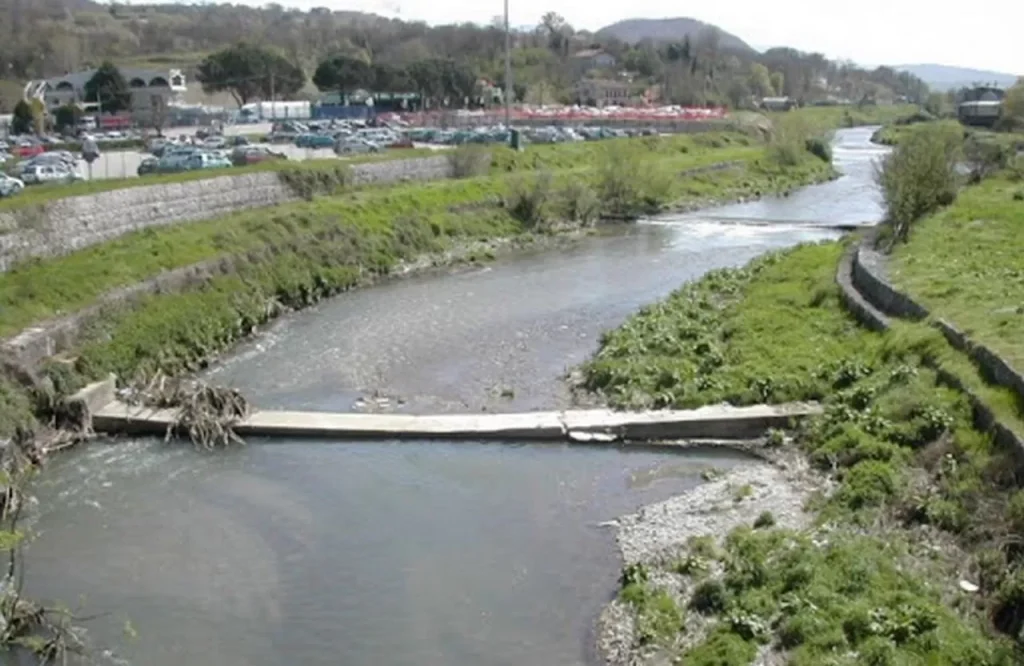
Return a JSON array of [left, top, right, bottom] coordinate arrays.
[[596, 448, 829, 666]]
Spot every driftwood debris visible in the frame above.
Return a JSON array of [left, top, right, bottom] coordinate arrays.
[[129, 373, 251, 450]]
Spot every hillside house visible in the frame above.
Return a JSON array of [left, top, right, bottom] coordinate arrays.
[[571, 49, 617, 76], [576, 79, 631, 107]]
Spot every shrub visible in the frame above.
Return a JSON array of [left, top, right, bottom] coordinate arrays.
[[504, 171, 553, 228], [683, 627, 757, 666], [753, 511, 776, 529], [447, 145, 491, 178], [804, 137, 833, 163], [595, 142, 671, 218], [834, 460, 901, 510], [874, 123, 961, 244], [557, 180, 600, 224], [690, 579, 729, 614], [962, 134, 1011, 184]]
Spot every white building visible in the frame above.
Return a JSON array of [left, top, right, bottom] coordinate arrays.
[[25, 68, 187, 116]]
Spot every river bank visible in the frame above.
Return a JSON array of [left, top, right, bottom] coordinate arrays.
[[7, 126, 892, 666], [0, 129, 836, 442], [585, 240, 1021, 664]]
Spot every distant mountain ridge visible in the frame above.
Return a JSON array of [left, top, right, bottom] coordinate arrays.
[[596, 17, 755, 52], [895, 64, 1018, 91]]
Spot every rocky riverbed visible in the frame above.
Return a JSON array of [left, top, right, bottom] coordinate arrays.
[[597, 446, 831, 666]]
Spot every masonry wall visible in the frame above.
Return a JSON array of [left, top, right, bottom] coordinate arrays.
[[0, 154, 453, 273]]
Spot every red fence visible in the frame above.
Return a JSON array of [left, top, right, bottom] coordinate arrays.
[[385, 106, 728, 128]]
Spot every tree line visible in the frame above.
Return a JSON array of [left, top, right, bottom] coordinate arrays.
[[196, 44, 480, 108], [0, 1, 931, 113]]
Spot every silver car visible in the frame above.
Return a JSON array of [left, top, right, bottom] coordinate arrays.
[[0, 173, 24, 197], [20, 163, 82, 185]]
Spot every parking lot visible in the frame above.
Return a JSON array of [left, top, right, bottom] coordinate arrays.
[[77, 142, 338, 180]]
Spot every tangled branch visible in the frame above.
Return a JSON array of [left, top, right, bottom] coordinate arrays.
[[128, 373, 251, 450]]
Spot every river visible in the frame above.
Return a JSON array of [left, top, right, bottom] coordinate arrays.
[[20, 127, 888, 666]]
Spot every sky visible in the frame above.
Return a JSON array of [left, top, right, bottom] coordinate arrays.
[[144, 0, 1023, 75]]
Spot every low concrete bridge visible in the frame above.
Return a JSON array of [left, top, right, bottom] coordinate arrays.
[[74, 378, 821, 443]]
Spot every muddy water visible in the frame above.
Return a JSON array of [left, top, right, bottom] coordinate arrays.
[[23, 128, 887, 666]]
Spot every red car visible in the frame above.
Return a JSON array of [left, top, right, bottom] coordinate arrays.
[[12, 142, 45, 158]]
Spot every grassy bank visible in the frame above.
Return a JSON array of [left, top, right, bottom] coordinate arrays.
[[0, 132, 834, 437], [583, 241, 1024, 664], [889, 172, 1024, 370], [781, 103, 920, 134]]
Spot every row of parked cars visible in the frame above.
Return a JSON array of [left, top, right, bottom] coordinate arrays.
[[137, 140, 288, 177], [0, 150, 84, 197]]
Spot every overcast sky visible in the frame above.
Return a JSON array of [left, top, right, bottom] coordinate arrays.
[[148, 0, 1023, 75]]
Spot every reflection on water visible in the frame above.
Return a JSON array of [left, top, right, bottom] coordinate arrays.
[[24, 128, 887, 666]]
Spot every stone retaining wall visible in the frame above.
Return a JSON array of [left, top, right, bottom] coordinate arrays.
[[851, 240, 928, 320], [838, 237, 1024, 466], [850, 235, 1024, 406], [0, 154, 452, 273]]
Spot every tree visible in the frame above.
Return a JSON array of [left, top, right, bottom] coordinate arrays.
[[1001, 78, 1024, 129], [370, 63, 412, 92], [197, 42, 305, 107], [54, 104, 82, 134], [312, 54, 372, 95], [11, 100, 33, 135], [769, 71, 784, 97], [84, 61, 131, 113], [748, 63, 774, 98], [150, 96, 168, 133]]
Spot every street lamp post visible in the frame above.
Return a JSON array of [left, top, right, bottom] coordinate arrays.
[[503, 0, 511, 130]]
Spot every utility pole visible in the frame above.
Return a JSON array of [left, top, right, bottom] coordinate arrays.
[[503, 0, 511, 129]]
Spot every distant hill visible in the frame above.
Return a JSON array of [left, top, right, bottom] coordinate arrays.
[[596, 17, 754, 53], [896, 64, 1019, 91]]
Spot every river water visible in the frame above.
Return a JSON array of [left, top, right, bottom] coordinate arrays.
[[21, 128, 887, 666]]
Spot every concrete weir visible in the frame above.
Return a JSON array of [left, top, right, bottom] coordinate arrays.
[[75, 378, 822, 443]]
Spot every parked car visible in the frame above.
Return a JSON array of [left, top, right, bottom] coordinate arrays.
[[0, 173, 24, 197], [202, 135, 227, 150], [295, 133, 335, 148], [137, 157, 160, 176], [231, 145, 287, 166], [182, 151, 232, 171], [335, 137, 382, 155], [20, 163, 82, 185]]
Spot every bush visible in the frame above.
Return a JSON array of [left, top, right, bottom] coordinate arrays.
[[447, 145, 491, 178], [834, 460, 901, 510], [874, 124, 961, 244], [557, 180, 600, 224], [804, 137, 832, 163], [690, 579, 729, 614], [504, 171, 553, 228], [753, 511, 776, 529], [595, 142, 671, 218], [962, 134, 1011, 184]]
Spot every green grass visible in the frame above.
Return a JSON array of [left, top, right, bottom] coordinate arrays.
[[677, 527, 1013, 665], [0, 138, 830, 342], [589, 241, 1024, 659], [889, 174, 1024, 370]]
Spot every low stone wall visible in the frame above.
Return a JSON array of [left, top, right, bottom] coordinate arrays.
[[0, 154, 453, 273], [838, 236, 1024, 467], [851, 235, 1024, 406], [851, 240, 928, 320]]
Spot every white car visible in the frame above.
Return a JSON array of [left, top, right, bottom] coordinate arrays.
[[20, 163, 82, 185], [0, 173, 24, 197], [335, 138, 381, 155]]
